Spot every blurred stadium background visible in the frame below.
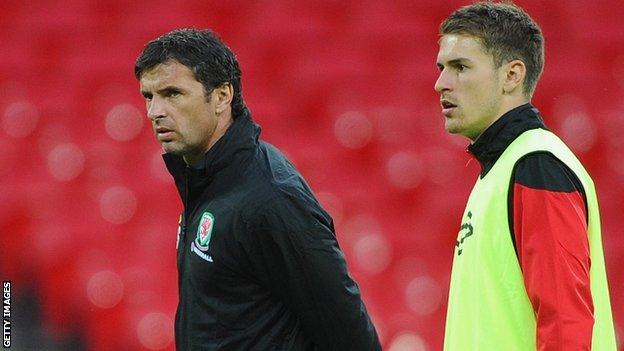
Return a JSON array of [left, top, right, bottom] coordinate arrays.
[[1, 0, 623, 350]]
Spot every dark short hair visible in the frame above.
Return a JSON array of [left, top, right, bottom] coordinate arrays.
[[440, 1, 544, 97], [135, 28, 248, 118]]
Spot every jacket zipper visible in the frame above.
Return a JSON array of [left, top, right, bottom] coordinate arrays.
[[179, 169, 190, 281], [182, 169, 189, 241]]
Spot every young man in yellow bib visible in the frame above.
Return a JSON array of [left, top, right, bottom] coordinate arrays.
[[435, 2, 616, 350]]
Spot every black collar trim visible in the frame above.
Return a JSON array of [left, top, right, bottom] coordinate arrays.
[[163, 110, 260, 185], [467, 103, 547, 178]]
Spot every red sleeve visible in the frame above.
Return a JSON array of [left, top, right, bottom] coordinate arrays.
[[512, 153, 593, 351]]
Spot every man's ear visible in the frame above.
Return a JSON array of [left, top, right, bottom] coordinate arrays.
[[502, 59, 526, 95], [214, 83, 234, 115]]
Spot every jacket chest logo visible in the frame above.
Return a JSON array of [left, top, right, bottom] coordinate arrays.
[[195, 212, 215, 252]]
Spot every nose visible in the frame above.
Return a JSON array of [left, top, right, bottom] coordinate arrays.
[[434, 69, 451, 93], [147, 97, 166, 120]]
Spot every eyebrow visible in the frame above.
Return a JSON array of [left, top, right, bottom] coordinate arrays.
[[141, 86, 184, 98], [437, 57, 473, 67], [159, 86, 183, 94]]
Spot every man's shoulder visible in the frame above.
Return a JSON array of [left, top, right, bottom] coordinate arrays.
[[232, 138, 324, 215], [512, 152, 584, 193], [250, 140, 311, 194]]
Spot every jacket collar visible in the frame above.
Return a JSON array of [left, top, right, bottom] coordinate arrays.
[[467, 103, 546, 178], [162, 110, 260, 189]]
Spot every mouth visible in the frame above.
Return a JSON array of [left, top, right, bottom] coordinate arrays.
[[440, 99, 457, 117], [155, 126, 175, 141]]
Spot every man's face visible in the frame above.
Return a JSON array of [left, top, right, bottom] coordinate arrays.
[[435, 34, 505, 141], [139, 60, 219, 162]]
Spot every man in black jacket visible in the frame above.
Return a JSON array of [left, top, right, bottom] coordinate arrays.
[[134, 28, 381, 350]]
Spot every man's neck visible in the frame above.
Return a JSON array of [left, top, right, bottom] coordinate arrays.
[[471, 97, 530, 143], [182, 113, 234, 167]]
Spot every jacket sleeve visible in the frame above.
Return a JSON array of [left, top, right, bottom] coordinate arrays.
[[511, 152, 594, 351], [240, 193, 381, 351]]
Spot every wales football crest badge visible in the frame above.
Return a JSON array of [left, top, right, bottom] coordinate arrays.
[[195, 212, 215, 252]]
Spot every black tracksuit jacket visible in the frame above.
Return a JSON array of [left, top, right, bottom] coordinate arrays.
[[163, 111, 381, 350]]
